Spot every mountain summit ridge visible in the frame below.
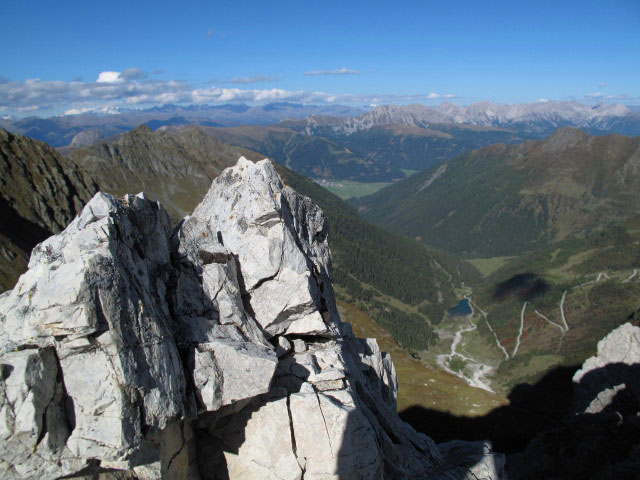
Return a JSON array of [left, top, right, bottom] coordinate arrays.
[[288, 101, 640, 138]]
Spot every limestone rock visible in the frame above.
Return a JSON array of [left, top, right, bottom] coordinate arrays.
[[573, 322, 640, 414], [436, 440, 506, 480], [507, 322, 640, 479], [0, 157, 505, 479]]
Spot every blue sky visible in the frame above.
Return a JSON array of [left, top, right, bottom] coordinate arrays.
[[1, 0, 639, 116]]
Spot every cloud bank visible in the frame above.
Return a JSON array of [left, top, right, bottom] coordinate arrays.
[[0, 69, 459, 115]]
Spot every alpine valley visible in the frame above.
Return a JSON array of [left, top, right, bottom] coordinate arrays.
[[1, 99, 640, 478]]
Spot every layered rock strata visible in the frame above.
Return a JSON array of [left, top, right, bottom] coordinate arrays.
[[0, 157, 505, 479]]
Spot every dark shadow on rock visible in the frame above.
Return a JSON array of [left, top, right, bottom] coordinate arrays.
[[401, 365, 578, 454], [493, 272, 550, 302], [507, 362, 640, 480], [400, 362, 640, 479]]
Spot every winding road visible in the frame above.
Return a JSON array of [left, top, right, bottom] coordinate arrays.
[[512, 301, 528, 357], [436, 299, 502, 392]]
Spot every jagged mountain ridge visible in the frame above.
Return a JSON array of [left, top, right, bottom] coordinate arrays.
[[0, 128, 97, 290], [1, 126, 497, 450], [288, 101, 640, 138], [0, 158, 505, 479], [0, 102, 366, 148]]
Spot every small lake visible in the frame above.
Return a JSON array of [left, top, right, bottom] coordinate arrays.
[[447, 298, 472, 317]]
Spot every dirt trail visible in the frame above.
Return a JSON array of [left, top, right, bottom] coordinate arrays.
[[559, 290, 569, 332], [467, 298, 510, 360], [624, 269, 639, 283], [534, 309, 565, 331], [512, 302, 528, 357]]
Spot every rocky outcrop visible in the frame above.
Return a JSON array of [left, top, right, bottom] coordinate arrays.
[[69, 129, 104, 148], [507, 323, 640, 479], [572, 322, 640, 415], [67, 125, 265, 219], [0, 157, 505, 479]]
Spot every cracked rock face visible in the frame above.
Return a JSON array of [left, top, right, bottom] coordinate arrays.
[[0, 157, 505, 479]]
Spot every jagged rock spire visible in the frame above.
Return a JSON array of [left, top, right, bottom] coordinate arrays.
[[0, 157, 505, 479]]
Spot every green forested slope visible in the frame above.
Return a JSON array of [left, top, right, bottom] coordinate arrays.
[[278, 165, 481, 351], [355, 128, 640, 257], [64, 125, 476, 352]]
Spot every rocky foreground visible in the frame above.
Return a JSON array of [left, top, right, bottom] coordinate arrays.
[[0, 158, 505, 479]]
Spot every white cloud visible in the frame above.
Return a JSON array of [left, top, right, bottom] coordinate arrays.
[[225, 75, 279, 84], [599, 82, 608, 88], [304, 67, 359, 76], [62, 105, 121, 115], [584, 92, 631, 101], [426, 92, 455, 99], [96, 71, 123, 83], [536, 98, 550, 103], [119, 68, 148, 81], [0, 71, 461, 115]]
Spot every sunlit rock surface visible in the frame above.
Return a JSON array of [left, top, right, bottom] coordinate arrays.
[[0, 157, 505, 479]]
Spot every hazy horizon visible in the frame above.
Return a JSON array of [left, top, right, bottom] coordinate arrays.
[[1, 0, 639, 116]]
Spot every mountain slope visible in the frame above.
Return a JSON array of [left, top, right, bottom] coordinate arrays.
[[63, 126, 479, 352], [356, 128, 640, 257], [67, 125, 265, 218], [337, 123, 520, 172], [187, 125, 404, 181], [0, 128, 97, 290]]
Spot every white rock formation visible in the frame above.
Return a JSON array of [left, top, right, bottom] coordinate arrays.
[[0, 157, 505, 479], [572, 322, 640, 414]]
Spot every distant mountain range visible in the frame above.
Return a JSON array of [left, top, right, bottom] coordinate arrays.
[[286, 101, 640, 138], [3, 100, 640, 187], [0, 102, 366, 147]]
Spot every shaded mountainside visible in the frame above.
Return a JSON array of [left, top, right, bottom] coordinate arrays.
[[67, 124, 265, 218], [0, 128, 97, 290], [356, 128, 640, 257], [182, 125, 405, 181]]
